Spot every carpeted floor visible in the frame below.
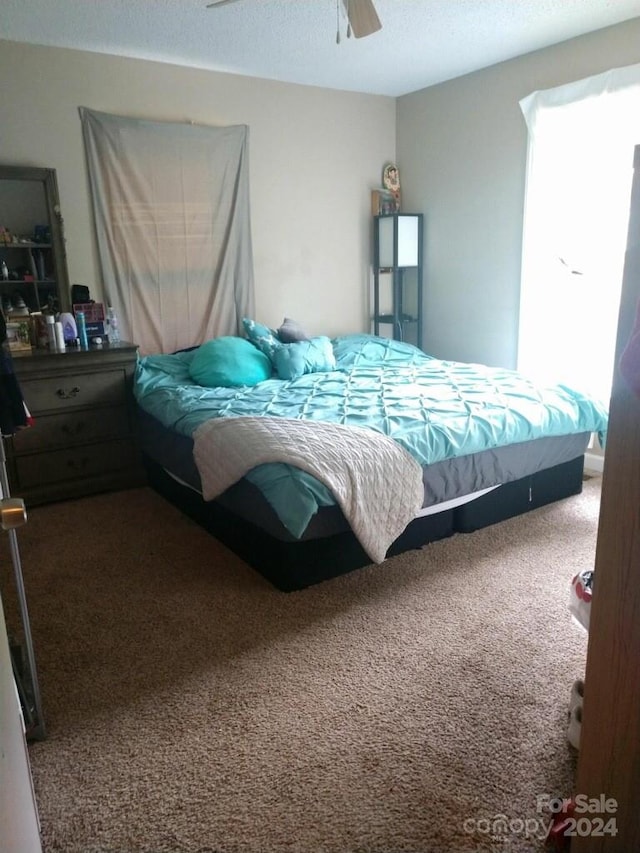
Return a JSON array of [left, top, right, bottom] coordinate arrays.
[[2, 478, 599, 852]]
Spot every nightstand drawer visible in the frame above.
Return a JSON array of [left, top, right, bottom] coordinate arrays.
[[13, 439, 137, 490], [21, 368, 127, 414], [10, 407, 130, 453]]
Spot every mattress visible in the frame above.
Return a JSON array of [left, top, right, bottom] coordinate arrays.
[[136, 405, 590, 542]]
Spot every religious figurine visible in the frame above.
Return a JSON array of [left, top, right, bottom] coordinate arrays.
[[383, 163, 401, 211]]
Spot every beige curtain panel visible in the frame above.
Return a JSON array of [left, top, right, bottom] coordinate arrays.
[[79, 107, 255, 355]]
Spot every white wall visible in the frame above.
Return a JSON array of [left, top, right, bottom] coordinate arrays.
[[0, 41, 395, 340], [0, 590, 42, 853], [5, 19, 640, 363], [398, 17, 640, 368]]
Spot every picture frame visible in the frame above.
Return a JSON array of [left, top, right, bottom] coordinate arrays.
[[5, 316, 34, 353]]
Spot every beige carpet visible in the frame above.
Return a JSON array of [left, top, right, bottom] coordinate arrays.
[[2, 479, 599, 852]]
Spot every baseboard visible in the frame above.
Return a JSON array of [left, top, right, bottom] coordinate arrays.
[[584, 450, 605, 474]]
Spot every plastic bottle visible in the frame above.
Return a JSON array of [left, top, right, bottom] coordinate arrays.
[[58, 311, 77, 344], [107, 306, 120, 344], [1, 261, 8, 280], [54, 321, 66, 351], [76, 311, 89, 350], [45, 314, 57, 350]]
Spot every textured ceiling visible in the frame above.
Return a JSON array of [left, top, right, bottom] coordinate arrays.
[[3, 0, 640, 96]]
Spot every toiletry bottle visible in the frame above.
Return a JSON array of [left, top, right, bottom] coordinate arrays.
[[107, 306, 121, 344], [45, 314, 57, 350], [58, 311, 77, 345], [76, 311, 89, 350], [54, 321, 66, 352]]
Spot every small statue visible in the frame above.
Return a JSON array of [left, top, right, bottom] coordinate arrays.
[[383, 163, 401, 211]]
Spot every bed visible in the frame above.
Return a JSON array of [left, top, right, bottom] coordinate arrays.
[[133, 330, 608, 591]]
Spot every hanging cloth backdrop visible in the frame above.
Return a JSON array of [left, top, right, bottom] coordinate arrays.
[[79, 108, 255, 355]]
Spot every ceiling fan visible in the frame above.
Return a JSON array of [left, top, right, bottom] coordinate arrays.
[[205, 0, 382, 40]]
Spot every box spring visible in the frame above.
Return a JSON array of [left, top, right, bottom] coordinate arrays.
[[142, 453, 584, 592], [136, 406, 587, 590], [454, 454, 584, 531], [143, 456, 455, 592]]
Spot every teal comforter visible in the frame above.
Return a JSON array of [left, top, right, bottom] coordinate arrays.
[[134, 334, 608, 537]]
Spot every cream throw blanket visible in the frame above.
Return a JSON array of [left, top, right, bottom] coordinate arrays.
[[192, 416, 424, 563]]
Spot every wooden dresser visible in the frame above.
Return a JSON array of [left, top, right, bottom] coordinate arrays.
[[5, 342, 146, 506]]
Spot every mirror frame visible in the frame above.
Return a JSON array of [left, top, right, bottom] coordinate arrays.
[[0, 165, 71, 313]]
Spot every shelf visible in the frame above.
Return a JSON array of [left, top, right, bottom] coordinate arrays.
[[372, 213, 424, 349], [376, 266, 419, 273], [0, 165, 70, 313], [374, 313, 418, 324], [0, 243, 52, 250], [1, 279, 57, 286]]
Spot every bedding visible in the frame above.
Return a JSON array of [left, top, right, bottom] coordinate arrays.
[[271, 336, 336, 380], [193, 415, 424, 563], [136, 406, 589, 541], [134, 333, 608, 544], [189, 335, 272, 387]]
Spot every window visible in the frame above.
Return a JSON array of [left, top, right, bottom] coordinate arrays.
[[518, 65, 640, 404]]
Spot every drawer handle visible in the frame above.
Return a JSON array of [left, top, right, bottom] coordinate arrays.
[[61, 421, 86, 437], [66, 457, 90, 471], [55, 387, 81, 400]]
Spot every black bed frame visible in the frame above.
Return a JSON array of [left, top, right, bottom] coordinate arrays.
[[143, 454, 585, 592]]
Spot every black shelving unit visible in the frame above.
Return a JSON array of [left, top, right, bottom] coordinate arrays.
[[372, 212, 423, 348]]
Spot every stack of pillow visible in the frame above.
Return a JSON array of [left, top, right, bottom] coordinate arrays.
[[188, 317, 337, 388]]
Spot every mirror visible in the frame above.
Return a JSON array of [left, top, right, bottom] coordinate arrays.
[[0, 166, 70, 324]]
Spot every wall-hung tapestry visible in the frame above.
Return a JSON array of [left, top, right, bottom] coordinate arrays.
[[79, 107, 255, 355]]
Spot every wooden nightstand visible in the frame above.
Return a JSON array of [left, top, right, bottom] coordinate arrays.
[[5, 342, 146, 506]]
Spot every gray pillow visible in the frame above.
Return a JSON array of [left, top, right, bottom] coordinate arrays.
[[278, 317, 310, 343]]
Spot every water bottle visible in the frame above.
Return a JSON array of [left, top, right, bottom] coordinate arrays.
[[76, 311, 89, 350], [107, 306, 120, 344]]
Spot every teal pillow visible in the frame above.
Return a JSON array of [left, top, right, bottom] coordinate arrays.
[[189, 336, 272, 387], [272, 336, 336, 381], [242, 317, 281, 359]]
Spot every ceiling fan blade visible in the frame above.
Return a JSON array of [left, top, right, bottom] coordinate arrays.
[[206, 0, 243, 8], [344, 0, 381, 38]]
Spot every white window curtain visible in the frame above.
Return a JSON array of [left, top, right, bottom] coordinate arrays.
[[518, 64, 640, 404], [79, 107, 254, 355]]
